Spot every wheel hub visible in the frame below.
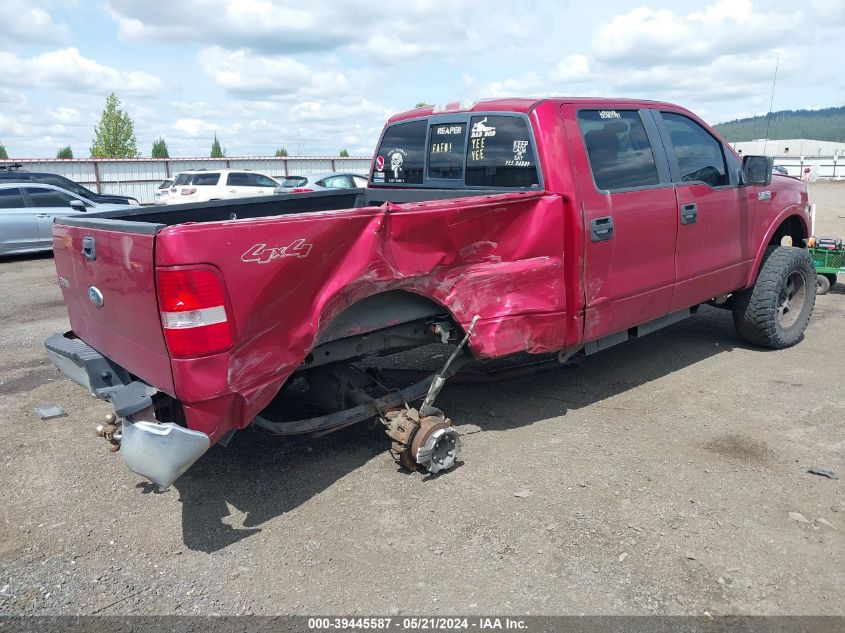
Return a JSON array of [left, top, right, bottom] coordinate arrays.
[[777, 270, 806, 328]]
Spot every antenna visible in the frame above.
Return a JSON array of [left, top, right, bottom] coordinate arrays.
[[762, 56, 779, 155]]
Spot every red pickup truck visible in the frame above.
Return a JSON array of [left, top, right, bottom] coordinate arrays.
[[45, 98, 815, 488]]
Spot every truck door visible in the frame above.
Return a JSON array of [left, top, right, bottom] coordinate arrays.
[[653, 110, 752, 310], [565, 106, 677, 342]]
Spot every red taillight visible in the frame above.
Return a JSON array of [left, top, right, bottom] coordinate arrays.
[[290, 188, 314, 193], [156, 269, 233, 358], [181, 187, 197, 195]]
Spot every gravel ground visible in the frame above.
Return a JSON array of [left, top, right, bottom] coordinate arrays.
[[0, 182, 843, 616]]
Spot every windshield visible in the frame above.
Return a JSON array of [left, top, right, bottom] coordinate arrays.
[[372, 114, 539, 189]]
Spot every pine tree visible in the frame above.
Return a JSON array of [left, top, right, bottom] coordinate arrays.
[[56, 146, 73, 159], [339, 149, 350, 157], [275, 147, 289, 157], [151, 136, 169, 158], [0, 143, 8, 159], [90, 93, 138, 158], [210, 133, 225, 158]]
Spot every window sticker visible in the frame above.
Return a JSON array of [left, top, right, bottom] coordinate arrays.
[[507, 140, 530, 167], [471, 117, 497, 138], [599, 110, 621, 119], [375, 155, 385, 172], [389, 149, 406, 180]]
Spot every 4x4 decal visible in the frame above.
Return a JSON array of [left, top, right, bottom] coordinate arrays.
[[242, 239, 313, 264]]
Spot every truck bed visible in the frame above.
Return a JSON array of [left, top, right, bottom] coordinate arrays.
[[61, 188, 509, 230]]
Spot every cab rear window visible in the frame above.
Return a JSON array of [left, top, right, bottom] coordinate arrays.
[[374, 120, 426, 185], [465, 116, 538, 188], [372, 114, 539, 189]]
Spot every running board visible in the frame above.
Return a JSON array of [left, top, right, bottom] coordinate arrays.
[[584, 306, 697, 355]]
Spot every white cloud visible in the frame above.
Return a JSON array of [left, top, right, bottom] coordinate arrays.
[[593, 0, 803, 65], [0, 0, 68, 45], [552, 54, 591, 82], [172, 118, 219, 138], [0, 48, 163, 96]]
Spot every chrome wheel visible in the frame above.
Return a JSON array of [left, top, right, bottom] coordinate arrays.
[[777, 270, 807, 329]]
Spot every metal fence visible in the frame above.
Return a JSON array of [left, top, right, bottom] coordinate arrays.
[[2, 153, 842, 205], [0, 156, 372, 205], [768, 156, 844, 181]]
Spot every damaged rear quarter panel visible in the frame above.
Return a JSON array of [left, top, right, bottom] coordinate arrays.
[[155, 191, 568, 430]]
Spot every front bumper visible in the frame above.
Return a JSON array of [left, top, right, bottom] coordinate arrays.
[[44, 332, 210, 488]]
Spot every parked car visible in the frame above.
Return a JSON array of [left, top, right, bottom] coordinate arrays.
[[154, 178, 175, 204], [163, 169, 279, 204], [274, 172, 368, 193], [772, 165, 789, 176], [0, 164, 140, 205], [0, 183, 127, 256], [45, 97, 814, 488]]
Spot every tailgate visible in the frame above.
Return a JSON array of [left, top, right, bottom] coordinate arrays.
[[53, 220, 175, 395]]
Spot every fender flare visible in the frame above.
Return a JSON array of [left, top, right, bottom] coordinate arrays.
[[743, 207, 809, 288]]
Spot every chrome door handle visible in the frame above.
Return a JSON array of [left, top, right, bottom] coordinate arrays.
[[36, 214, 49, 218]]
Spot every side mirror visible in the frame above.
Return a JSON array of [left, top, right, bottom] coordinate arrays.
[[69, 200, 87, 212], [741, 155, 773, 186]]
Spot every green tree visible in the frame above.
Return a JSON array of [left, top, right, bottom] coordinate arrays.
[[56, 146, 73, 159], [339, 148, 350, 157], [151, 136, 169, 158], [90, 93, 138, 158], [274, 147, 289, 157], [210, 133, 225, 158], [415, 102, 429, 108], [0, 143, 8, 159]]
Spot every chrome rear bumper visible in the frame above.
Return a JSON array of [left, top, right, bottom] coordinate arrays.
[[44, 331, 209, 488]]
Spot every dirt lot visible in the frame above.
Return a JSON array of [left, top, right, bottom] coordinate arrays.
[[1, 183, 843, 616]]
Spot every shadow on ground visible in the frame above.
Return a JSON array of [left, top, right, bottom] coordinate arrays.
[[171, 306, 756, 552]]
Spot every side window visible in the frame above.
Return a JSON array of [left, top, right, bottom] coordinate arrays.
[[465, 116, 539, 187], [428, 123, 466, 179], [0, 188, 25, 209], [192, 172, 220, 186], [226, 172, 250, 186], [577, 110, 660, 191], [352, 176, 368, 188], [250, 174, 277, 187], [373, 120, 426, 185], [320, 175, 351, 189], [660, 112, 729, 187], [43, 175, 90, 198], [24, 187, 76, 207]]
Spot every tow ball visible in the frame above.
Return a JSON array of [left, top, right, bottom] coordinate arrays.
[[95, 413, 121, 452]]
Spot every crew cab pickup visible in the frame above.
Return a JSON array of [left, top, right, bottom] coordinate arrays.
[[45, 98, 815, 487]]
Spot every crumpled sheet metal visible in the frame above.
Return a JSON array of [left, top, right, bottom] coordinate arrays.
[[158, 191, 571, 434]]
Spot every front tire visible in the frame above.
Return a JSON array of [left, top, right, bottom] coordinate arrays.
[[732, 246, 816, 349], [816, 274, 831, 295]]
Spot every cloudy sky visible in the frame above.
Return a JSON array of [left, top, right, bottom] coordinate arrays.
[[0, 0, 842, 158]]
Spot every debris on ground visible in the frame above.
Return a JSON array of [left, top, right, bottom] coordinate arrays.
[[34, 404, 67, 420], [807, 467, 839, 480], [817, 518, 837, 530], [789, 512, 811, 524], [514, 489, 531, 498]]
